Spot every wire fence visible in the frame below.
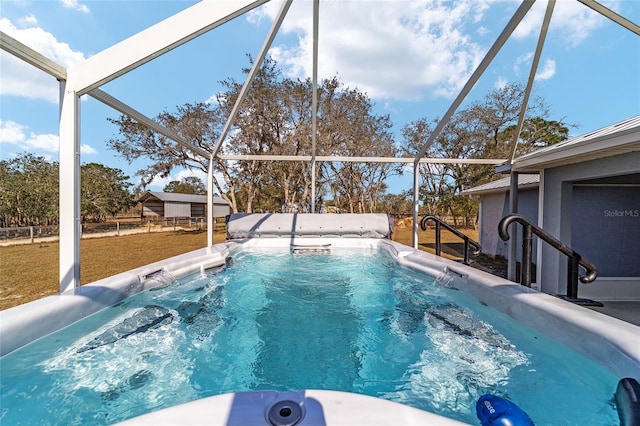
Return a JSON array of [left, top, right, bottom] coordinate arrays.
[[0, 217, 212, 244]]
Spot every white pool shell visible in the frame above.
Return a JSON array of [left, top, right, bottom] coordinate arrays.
[[1, 214, 639, 425]]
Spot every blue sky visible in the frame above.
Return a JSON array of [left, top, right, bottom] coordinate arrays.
[[1, 0, 638, 195]]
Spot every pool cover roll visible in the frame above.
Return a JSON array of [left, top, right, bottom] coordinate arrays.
[[226, 213, 392, 239]]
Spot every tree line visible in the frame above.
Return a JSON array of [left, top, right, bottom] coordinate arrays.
[[0, 155, 213, 228], [1, 57, 569, 228], [0, 154, 136, 227], [108, 57, 568, 224]]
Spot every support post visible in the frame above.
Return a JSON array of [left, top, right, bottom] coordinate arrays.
[[521, 223, 533, 287], [59, 87, 81, 293], [567, 255, 580, 299], [434, 221, 441, 256], [463, 239, 470, 265], [507, 171, 519, 281], [207, 157, 214, 247], [412, 160, 420, 248]]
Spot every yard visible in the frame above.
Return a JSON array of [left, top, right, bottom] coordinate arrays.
[[0, 218, 488, 311]]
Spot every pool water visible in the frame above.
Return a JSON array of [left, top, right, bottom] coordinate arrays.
[[0, 248, 620, 425]]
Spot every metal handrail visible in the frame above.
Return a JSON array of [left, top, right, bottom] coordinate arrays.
[[498, 214, 598, 302], [420, 215, 481, 265]]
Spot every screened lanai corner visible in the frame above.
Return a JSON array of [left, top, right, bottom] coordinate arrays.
[[1, 0, 638, 293]]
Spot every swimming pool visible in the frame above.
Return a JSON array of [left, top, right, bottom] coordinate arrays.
[[1, 214, 639, 425]]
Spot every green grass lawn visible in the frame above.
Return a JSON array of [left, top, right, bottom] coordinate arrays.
[[0, 230, 212, 310], [0, 219, 478, 310]]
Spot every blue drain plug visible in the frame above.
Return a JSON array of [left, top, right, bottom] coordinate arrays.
[[268, 399, 303, 426]]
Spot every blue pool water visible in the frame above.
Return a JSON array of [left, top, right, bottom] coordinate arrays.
[[0, 248, 620, 425]]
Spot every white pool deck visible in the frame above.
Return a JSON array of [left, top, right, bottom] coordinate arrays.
[[1, 213, 638, 425], [588, 301, 640, 327]]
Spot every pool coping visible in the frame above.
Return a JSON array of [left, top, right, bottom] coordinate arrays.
[[117, 389, 469, 426], [0, 244, 229, 357]]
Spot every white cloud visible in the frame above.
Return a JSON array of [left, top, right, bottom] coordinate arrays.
[[25, 133, 59, 152], [250, 0, 498, 101], [513, 0, 612, 47], [0, 17, 86, 103], [0, 119, 97, 155], [246, 0, 620, 103], [494, 77, 508, 90], [80, 144, 97, 155], [147, 174, 172, 190], [535, 59, 556, 81], [21, 14, 38, 25], [60, 0, 90, 14], [514, 52, 534, 74], [0, 120, 26, 144]]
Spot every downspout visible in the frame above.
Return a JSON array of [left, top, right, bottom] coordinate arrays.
[[507, 171, 519, 281], [207, 156, 214, 247], [412, 160, 420, 248], [310, 0, 319, 213]]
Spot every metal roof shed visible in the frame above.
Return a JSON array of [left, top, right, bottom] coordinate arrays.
[[139, 192, 231, 219]]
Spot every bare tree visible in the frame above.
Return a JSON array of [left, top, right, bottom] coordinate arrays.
[[401, 82, 570, 225], [107, 58, 400, 214]]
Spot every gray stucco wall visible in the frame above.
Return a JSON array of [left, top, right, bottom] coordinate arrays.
[[539, 151, 640, 301], [478, 188, 539, 263]]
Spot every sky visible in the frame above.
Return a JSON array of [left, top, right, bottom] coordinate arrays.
[[1, 0, 639, 196]]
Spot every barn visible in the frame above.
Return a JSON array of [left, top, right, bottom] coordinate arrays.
[[139, 191, 231, 219]]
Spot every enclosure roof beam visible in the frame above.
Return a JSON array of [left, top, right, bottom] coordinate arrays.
[[508, 0, 555, 163], [211, 0, 293, 160], [218, 154, 506, 164], [578, 0, 640, 35], [89, 88, 211, 159], [68, 0, 270, 95], [0, 31, 66, 81], [413, 0, 535, 161]]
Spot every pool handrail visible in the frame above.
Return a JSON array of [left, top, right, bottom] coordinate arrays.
[[420, 215, 481, 265], [498, 214, 600, 306]]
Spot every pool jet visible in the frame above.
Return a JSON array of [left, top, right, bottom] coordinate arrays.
[[76, 305, 174, 353]]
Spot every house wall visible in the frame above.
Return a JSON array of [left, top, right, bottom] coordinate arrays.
[[571, 185, 640, 277], [478, 188, 538, 263], [539, 151, 640, 301]]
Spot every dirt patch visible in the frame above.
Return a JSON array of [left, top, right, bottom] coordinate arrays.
[[468, 253, 508, 278]]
